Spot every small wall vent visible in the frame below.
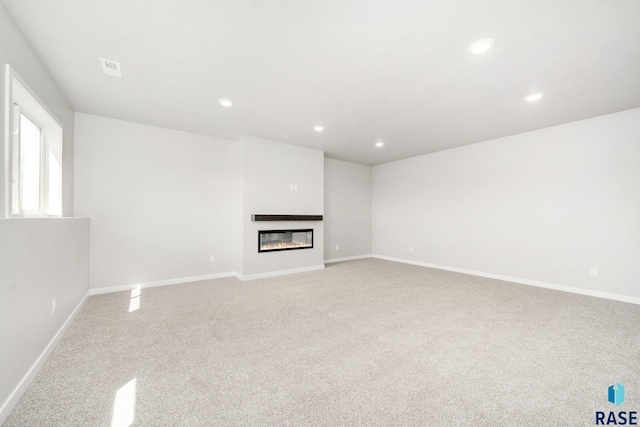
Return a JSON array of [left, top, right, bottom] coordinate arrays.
[[100, 58, 122, 78]]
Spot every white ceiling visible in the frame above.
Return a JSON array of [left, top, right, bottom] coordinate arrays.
[[3, 0, 640, 165]]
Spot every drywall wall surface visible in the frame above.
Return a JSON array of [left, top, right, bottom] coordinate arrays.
[[0, 3, 75, 217], [240, 135, 324, 276], [74, 113, 239, 289], [0, 5, 85, 421], [373, 108, 640, 299], [324, 158, 372, 260], [0, 218, 89, 420]]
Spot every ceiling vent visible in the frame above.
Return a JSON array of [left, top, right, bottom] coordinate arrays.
[[100, 58, 122, 78]]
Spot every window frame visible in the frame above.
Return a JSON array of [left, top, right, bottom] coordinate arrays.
[[4, 65, 64, 218]]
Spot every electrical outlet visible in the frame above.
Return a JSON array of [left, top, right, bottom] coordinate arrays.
[[210, 255, 216, 263], [336, 244, 340, 250], [590, 267, 598, 276], [409, 246, 414, 252], [52, 298, 56, 314], [289, 184, 298, 191]]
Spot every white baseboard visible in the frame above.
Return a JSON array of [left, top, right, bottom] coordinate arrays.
[[89, 266, 330, 293], [89, 271, 238, 295], [0, 290, 90, 425], [238, 264, 325, 281], [372, 254, 640, 305], [324, 254, 372, 264]]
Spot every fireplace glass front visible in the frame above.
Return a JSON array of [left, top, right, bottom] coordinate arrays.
[[258, 229, 313, 253]]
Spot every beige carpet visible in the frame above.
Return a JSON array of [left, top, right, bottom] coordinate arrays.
[[5, 258, 640, 426]]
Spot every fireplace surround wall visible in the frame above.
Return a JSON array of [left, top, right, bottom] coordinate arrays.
[[239, 135, 324, 276]]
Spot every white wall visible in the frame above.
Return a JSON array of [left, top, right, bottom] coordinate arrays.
[[0, 5, 89, 423], [373, 108, 640, 299], [74, 113, 240, 290], [240, 136, 324, 276], [0, 218, 89, 422], [324, 158, 372, 261]]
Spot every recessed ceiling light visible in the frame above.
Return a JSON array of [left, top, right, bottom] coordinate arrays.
[[313, 125, 324, 132], [218, 99, 233, 107], [524, 92, 544, 102], [375, 142, 384, 147], [468, 38, 495, 55]]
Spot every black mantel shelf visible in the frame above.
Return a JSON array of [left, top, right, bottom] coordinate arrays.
[[252, 214, 323, 222]]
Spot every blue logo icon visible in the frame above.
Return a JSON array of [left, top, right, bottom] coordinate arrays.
[[608, 383, 625, 407]]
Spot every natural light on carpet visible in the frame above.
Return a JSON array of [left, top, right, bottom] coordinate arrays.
[[129, 286, 141, 312], [111, 378, 137, 427]]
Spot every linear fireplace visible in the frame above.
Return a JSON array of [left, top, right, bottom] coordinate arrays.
[[258, 229, 313, 253]]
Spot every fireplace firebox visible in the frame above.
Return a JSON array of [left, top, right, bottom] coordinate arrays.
[[258, 229, 313, 253]]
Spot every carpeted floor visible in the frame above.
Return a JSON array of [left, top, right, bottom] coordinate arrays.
[[5, 258, 640, 426]]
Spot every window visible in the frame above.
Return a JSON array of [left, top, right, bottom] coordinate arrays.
[[6, 66, 63, 217]]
